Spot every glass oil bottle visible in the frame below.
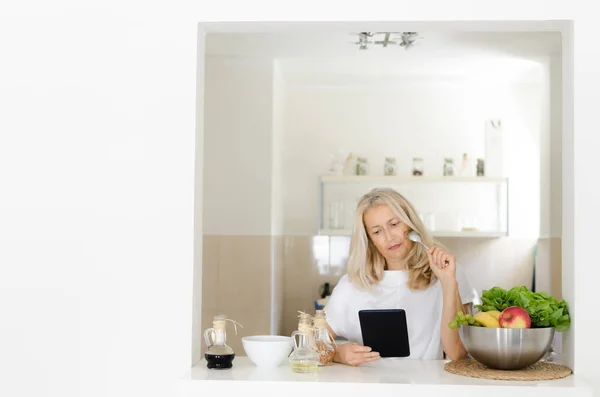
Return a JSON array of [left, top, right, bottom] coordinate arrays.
[[289, 311, 319, 373], [313, 310, 336, 366], [204, 314, 242, 370]]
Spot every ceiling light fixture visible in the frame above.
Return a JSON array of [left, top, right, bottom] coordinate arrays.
[[352, 32, 421, 50]]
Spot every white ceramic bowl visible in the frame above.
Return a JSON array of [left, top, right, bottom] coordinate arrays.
[[242, 335, 293, 368]]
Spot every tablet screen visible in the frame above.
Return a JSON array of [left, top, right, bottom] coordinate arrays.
[[358, 309, 410, 358]]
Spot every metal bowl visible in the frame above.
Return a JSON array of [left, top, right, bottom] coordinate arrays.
[[459, 325, 555, 370]]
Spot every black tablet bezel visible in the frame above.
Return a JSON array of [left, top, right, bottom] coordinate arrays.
[[358, 309, 410, 358]]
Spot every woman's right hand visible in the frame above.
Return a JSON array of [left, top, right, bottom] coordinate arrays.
[[334, 342, 380, 366]]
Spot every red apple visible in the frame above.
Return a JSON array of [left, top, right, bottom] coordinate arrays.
[[498, 306, 531, 328]]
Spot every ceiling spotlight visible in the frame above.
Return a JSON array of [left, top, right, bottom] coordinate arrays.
[[354, 32, 374, 50], [351, 31, 421, 50], [399, 32, 420, 50]]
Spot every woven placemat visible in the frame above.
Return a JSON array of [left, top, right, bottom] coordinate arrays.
[[444, 359, 572, 381]]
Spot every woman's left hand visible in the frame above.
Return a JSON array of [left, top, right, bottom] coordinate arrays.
[[426, 246, 456, 285]]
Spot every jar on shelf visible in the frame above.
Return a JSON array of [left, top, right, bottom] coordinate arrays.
[[356, 157, 369, 176], [443, 158, 455, 176], [412, 157, 424, 176], [384, 157, 397, 176], [476, 158, 485, 176]]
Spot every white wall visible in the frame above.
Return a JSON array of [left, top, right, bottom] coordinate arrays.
[[549, 54, 563, 238], [271, 63, 285, 235], [279, 77, 546, 237], [561, 22, 576, 379], [0, 7, 197, 397], [192, 28, 206, 372], [203, 56, 274, 235], [202, 55, 548, 239], [2, 5, 598, 397], [502, 82, 544, 237]]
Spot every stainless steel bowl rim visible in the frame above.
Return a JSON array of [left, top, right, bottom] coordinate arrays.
[[458, 325, 555, 370]]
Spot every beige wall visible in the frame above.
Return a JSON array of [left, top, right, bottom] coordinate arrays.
[[534, 237, 562, 299], [201, 235, 274, 356]]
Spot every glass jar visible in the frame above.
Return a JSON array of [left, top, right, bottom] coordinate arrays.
[[443, 158, 455, 176], [204, 314, 237, 369], [289, 312, 319, 373], [476, 158, 485, 176], [356, 157, 369, 176], [384, 157, 397, 176], [313, 310, 335, 366], [412, 157, 424, 176]]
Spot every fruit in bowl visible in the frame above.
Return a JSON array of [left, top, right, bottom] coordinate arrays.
[[449, 286, 570, 331], [447, 286, 571, 369], [498, 306, 531, 328], [473, 310, 501, 328]]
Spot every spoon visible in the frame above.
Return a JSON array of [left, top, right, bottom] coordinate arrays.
[[407, 230, 429, 250], [408, 230, 450, 268]]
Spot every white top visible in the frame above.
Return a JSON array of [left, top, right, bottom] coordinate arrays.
[[324, 265, 474, 360]]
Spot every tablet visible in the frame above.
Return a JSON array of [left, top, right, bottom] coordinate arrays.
[[358, 309, 410, 358]]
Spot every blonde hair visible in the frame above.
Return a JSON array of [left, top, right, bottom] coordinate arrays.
[[346, 187, 438, 291]]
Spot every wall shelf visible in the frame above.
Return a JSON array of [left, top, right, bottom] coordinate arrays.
[[318, 229, 508, 238], [318, 174, 509, 238], [320, 174, 508, 184]]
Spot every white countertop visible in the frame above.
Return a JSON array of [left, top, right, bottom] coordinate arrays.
[[178, 357, 593, 397]]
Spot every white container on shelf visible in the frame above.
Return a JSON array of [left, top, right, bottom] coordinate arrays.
[[485, 119, 503, 177]]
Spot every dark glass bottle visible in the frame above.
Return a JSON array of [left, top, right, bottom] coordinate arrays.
[[204, 314, 235, 369]]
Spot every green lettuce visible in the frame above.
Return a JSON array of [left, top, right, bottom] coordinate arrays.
[[474, 286, 571, 332]]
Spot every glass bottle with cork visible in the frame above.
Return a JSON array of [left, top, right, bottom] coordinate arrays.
[[203, 314, 243, 370], [313, 310, 336, 366], [289, 311, 319, 373], [459, 153, 473, 176]]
